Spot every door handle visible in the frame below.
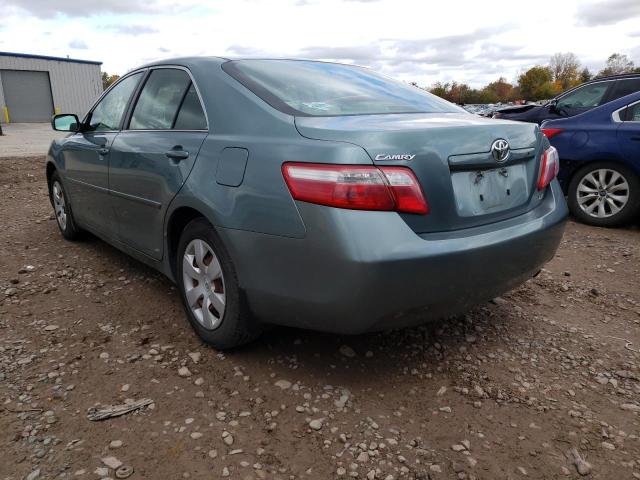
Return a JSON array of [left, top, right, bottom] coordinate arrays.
[[166, 150, 189, 160], [98, 147, 110, 155]]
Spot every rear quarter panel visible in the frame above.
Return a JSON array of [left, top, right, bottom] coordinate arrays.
[[167, 61, 375, 239], [547, 118, 624, 190]]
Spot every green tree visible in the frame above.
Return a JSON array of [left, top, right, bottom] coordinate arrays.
[[429, 81, 449, 99], [549, 52, 581, 89], [101, 72, 120, 90], [518, 66, 559, 101], [579, 67, 593, 83], [597, 53, 635, 77]]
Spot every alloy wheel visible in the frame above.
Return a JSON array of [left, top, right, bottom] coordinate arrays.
[[182, 239, 226, 330], [576, 168, 629, 218]]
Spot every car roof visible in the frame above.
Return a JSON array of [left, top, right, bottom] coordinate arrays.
[[132, 56, 370, 72], [586, 72, 640, 83], [135, 56, 229, 69]]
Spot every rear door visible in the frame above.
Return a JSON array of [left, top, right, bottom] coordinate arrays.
[[616, 100, 640, 162], [108, 67, 208, 259]]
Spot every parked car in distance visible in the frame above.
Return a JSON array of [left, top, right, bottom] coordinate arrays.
[[494, 74, 640, 124], [462, 103, 503, 117], [541, 91, 640, 227], [47, 57, 568, 349]]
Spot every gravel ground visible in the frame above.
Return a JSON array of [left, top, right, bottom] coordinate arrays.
[[1, 156, 639, 480]]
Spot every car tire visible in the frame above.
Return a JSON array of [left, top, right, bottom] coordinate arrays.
[[176, 217, 261, 349], [567, 162, 640, 227], [49, 171, 82, 240]]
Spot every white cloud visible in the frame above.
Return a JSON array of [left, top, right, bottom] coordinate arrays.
[[0, 0, 190, 18], [575, 0, 640, 26], [68, 38, 88, 49], [0, 0, 638, 87]]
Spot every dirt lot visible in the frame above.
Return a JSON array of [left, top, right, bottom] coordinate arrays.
[[1, 156, 639, 480]]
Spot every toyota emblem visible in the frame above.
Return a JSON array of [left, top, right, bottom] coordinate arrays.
[[491, 139, 510, 162]]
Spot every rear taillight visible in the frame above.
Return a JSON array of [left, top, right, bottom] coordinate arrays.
[[537, 146, 560, 191], [282, 163, 429, 214], [541, 128, 563, 138]]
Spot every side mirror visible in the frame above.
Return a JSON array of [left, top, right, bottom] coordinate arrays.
[[52, 114, 80, 132], [548, 100, 558, 113]]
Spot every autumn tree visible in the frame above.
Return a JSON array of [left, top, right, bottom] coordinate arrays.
[[549, 52, 581, 89], [483, 77, 515, 103], [428, 82, 483, 104], [597, 53, 635, 77], [101, 72, 120, 90]]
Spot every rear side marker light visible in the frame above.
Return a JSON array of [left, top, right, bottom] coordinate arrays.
[[541, 128, 563, 138], [282, 163, 429, 214], [537, 146, 560, 191]]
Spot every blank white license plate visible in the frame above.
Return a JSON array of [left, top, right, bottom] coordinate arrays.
[[451, 164, 529, 217]]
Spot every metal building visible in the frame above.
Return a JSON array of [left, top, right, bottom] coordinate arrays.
[[0, 51, 102, 124]]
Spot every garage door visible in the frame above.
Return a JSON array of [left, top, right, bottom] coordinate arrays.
[[1, 70, 54, 122]]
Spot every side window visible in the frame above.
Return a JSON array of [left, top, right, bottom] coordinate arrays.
[[557, 82, 610, 109], [87, 72, 142, 132], [626, 103, 640, 121], [612, 79, 640, 100], [129, 69, 191, 130], [618, 107, 628, 121], [174, 84, 207, 130]]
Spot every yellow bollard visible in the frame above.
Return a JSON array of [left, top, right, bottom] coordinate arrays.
[[2, 107, 8, 124]]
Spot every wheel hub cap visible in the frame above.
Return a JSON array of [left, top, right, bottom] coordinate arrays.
[[182, 239, 226, 330], [576, 168, 629, 218], [52, 181, 67, 230]]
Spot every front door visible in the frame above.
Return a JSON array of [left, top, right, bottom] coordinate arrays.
[[555, 80, 613, 118], [63, 72, 143, 233], [108, 68, 208, 259]]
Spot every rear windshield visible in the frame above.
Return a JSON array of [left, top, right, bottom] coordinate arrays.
[[223, 59, 463, 117]]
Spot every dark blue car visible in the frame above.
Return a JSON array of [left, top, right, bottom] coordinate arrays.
[[494, 74, 640, 124], [542, 91, 640, 226]]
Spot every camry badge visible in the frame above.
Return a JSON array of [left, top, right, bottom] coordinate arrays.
[[491, 139, 510, 162], [375, 154, 416, 161]]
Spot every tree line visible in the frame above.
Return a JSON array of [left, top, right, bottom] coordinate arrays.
[[421, 53, 640, 104]]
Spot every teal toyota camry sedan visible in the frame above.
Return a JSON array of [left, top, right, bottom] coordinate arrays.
[[47, 57, 568, 349]]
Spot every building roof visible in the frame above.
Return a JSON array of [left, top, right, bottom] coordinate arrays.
[[0, 51, 102, 66]]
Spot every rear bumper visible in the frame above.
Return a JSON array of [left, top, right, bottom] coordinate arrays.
[[220, 180, 568, 334]]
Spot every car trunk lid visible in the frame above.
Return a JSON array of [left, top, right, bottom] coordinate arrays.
[[295, 112, 545, 233]]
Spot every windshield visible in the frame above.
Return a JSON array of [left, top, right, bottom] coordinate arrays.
[[223, 59, 463, 117]]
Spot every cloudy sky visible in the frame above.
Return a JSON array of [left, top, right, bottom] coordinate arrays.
[[0, 0, 639, 88]]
